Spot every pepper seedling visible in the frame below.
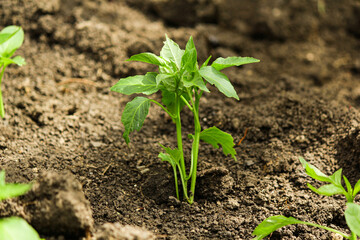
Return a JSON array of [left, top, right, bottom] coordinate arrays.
[[0, 170, 42, 240], [0, 25, 26, 118], [252, 157, 360, 240], [111, 35, 259, 204]]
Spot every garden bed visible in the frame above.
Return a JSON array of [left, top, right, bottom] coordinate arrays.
[[1, 0, 360, 239]]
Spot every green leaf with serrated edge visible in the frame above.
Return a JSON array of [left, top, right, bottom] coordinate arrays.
[[200, 126, 236, 160], [199, 66, 239, 100], [299, 157, 331, 183], [111, 73, 159, 95], [211, 56, 260, 71], [307, 183, 344, 197], [156, 73, 177, 92], [0, 26, 24, 58], [127, 52, 166, 66], [201, 56, 212, 68], [345, 203, 360, 237], [252, 215, 303, 240], [353, 179, 360, 197], [181, 36, 197, 72], [183, 71, 209, 92], [160, 35, 184, 70], [121, 97, 151, 144], [0, 217, 41, 240], [159, 144, 181, 165], [0, 183, 32, 201], [343, 175, 353, 194]]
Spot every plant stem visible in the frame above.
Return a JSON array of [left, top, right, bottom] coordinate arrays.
[[299, 221, 351, 239], [150, 99, 176, 119], [174, 93, 189, 201], [350, 232, 357, 240], [0, 66, 6, 118], [180, 95, 193, 112], [189, 90, 201, 204], [171, 164, 179, 199]]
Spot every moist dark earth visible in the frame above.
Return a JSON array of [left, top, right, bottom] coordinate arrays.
[[1, 0, 360, 239]]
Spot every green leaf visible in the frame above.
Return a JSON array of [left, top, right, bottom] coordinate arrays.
[[353, 179, 360, 197], [160, 35, 184, 70], [0, 217, 41, 240], [0, 183, 32, 201], [160, 90, 185, 115], [121, 97, 151, 144], [252, 215, 303, 240], [200, 126, 237, 160], [183, 71, 209, 92], [0, 171, 32, 201], [329, 169, 343, 186], [201, 56, 212, 68], [0, 171, 5, 186], [7, 56, 25, 66], [343, 175, 353, 195], [345, 203, 360, 237], [0, 91, 4, 119], [0, 33, 12, 45], [161, 89, 177, 114], [110, 72, 159, 95], [211, 56, 260, 71], [306, 183, 344, 197], [156, 73, 177, 92], [127, 52, 166, 66], [299, 157, 331, 183], [0, 26, 24, 58], [181, 36, 197, 72], [1, 56, 26, 67], [199, 66, 239, 100], [159, 144, 181, 165], [158, 152, 176, 168]]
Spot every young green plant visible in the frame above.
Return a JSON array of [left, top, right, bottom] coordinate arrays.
[[111, 35, 259, 204], [252, 157, 360, 240], [0, 170, 42, 240], [0, 25, 26, 118]]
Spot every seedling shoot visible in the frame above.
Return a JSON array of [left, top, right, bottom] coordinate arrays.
[[111, 35, 259, 204], [252, 157, 360, 240], [0, 26, 26, 118]]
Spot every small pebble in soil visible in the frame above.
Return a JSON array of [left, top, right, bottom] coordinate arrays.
[[226, 197, 240, 210]]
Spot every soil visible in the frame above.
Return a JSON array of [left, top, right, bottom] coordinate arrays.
[[1, 0, 360, 239]]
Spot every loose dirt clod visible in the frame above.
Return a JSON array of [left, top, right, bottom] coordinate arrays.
[[23, 171, 94, 238], [94, 223, 155, 240]]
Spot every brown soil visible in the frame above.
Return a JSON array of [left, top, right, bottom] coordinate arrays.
[[1, 0, 360, 239]]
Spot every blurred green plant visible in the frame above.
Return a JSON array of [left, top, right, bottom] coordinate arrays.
[[0, 170, 42, 240], [252, 157, 360, 240], [0, 25, 26, 118]]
